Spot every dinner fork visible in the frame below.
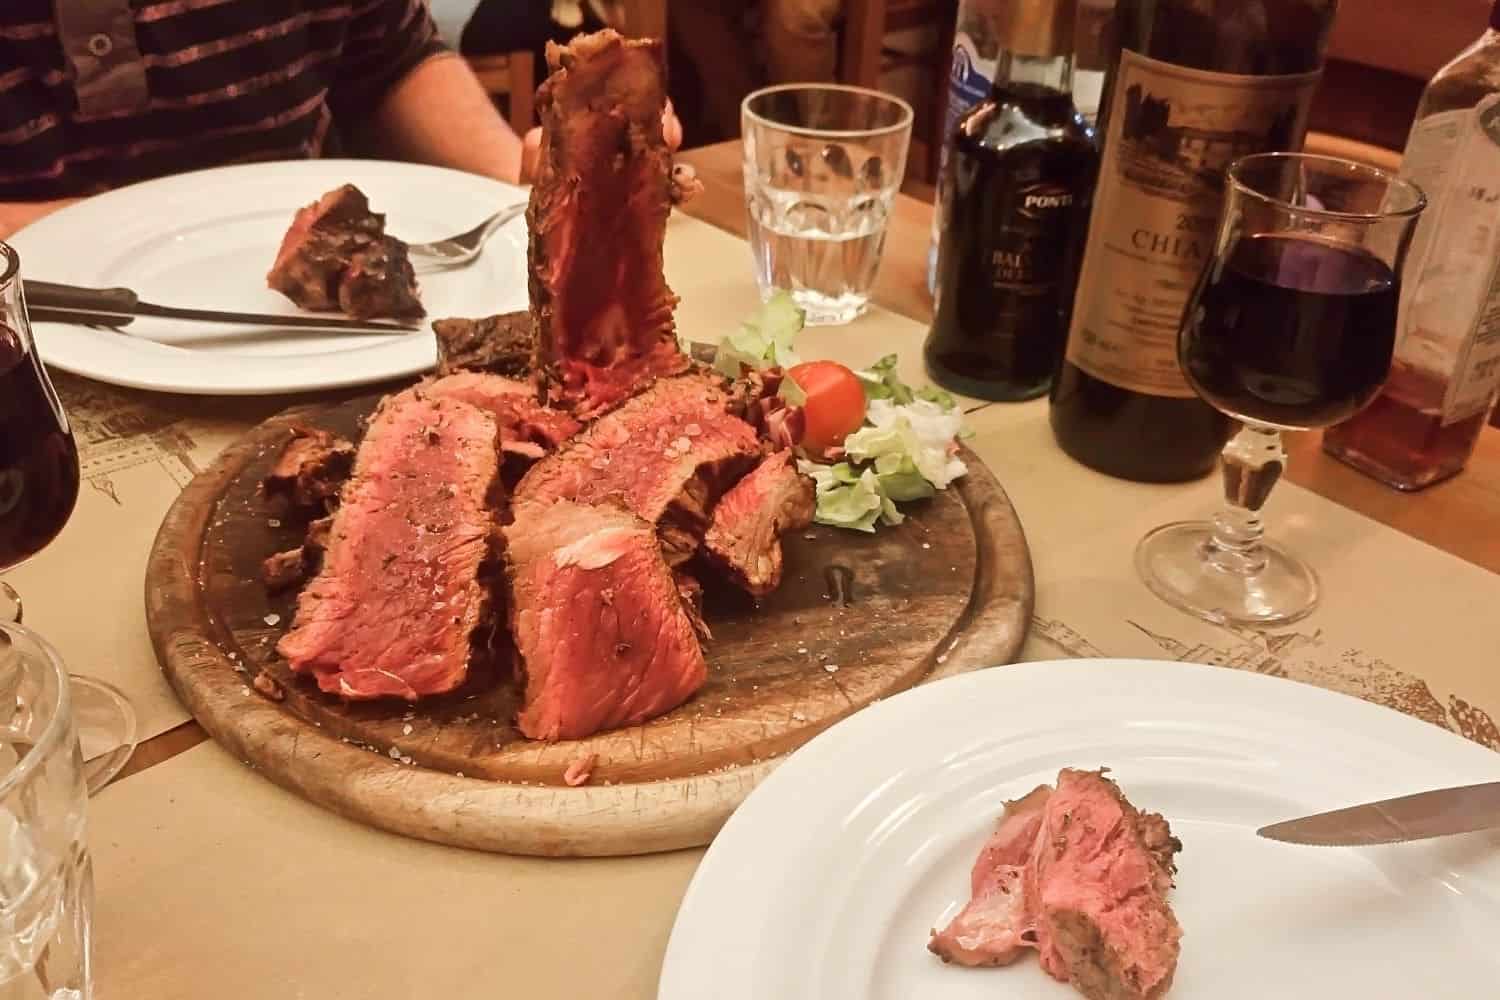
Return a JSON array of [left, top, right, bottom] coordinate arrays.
[[405, 201, 528, 267]]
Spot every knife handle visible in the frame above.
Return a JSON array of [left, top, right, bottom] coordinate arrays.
[[24, 281, 140, 315], [29, 306, 136, 328]]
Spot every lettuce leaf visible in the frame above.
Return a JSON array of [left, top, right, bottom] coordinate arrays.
[[845, 398, 967, 490], [798, 460, 903, 532], [715, 290, 804, 374]]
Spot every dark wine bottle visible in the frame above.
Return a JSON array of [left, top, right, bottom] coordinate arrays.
[[924, 0, 1099, 401], [1048, 0, 1339, 481]]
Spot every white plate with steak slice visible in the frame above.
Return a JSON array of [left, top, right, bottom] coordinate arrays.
[[11, 159, 526, 395], [661, 660, 1500, 999]]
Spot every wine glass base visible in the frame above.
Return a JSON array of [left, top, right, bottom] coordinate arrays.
[[70, 675, 138, 795], [1136, 521, 1320, 628]]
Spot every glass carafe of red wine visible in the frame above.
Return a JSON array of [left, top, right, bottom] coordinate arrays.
[[0, 242, 137, 792], [1136, 153, 1426, 627]]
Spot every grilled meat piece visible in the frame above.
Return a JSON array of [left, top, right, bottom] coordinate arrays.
[[528, 30, 689, 416], [1032, 770, 1182, 1000], [703, 451, 814, 596], [267, 184, 423, 319], [262, 425, 355, 511], [504, 499, 707, 741], [931, 770, 1182, 1000], [514, 372, 761, 564], [262, 547, 310, 592], [275, 390, 500, 700], [432, 312, 537, 378], [930, 786, 1053, 967]]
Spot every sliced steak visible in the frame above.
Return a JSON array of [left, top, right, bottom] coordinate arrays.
[[267, 184, 423, 319], [930, 785, 1053, 967], [275, 390, 500, 701], [433, 312, 536, 377], [421, 371, 580, 459], [1031, 770, 1182, 1000], [338, 235, 423, 319], [514, 373, 760, 563], [703, 451, 814, 596], [504, 500, 707, 741], [528, 29, 689, 416]]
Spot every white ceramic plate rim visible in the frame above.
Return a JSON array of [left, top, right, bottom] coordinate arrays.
[[9, 159, 526, 395], [659, 658, 1500, 999]]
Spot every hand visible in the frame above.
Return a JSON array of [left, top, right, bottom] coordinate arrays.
[[520, 99, 684, 183]]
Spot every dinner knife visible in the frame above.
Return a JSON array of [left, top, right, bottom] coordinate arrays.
[[23, 280, 422, 334], [1256, 780, 1500, 846]]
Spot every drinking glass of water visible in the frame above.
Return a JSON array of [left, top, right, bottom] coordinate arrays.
[[742, 84, 913, 325], [0, 622, 92, 999]]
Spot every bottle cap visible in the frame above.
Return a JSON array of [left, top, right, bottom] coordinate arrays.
[[997, 0, 1078, 59]]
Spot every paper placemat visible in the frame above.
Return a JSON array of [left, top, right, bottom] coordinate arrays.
[[90, 741, 701, 1000]]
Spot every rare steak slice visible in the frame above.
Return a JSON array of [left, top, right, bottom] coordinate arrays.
[[275, 391, 499, 700], [262, 425, 355, 511], [504, 499, 707, 741], [703, 451, 814, 596], [1030, 770, 1182, 1000], [267, 184, 423, 319], [514, 373, 760, 563], [433, 312, 536, 377], [422, 371, 581, 459], [930, 785, 1053, 967], [528, 29, 689, 416]]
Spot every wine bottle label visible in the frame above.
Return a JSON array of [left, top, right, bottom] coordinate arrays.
[[1064, 49, 1321, 398], [1397, 94, 1500, 425]]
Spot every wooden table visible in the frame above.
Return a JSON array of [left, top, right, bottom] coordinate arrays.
[[121, 138, 1500, 782]]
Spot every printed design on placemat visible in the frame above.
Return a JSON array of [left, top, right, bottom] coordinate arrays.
[[1033, 615, 1500, 751], [52, 372, 203, 504]]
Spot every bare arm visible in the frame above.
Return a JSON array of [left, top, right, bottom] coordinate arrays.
[[369, 52, 527, 185], [0, 198, 79, 240]]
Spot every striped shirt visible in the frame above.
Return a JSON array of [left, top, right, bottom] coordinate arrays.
[[0, 0, 446, 200]]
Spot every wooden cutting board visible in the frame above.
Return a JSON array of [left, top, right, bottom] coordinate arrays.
[[146, 393, 1033, 856]]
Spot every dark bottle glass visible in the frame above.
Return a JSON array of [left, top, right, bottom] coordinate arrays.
[[1048, 0, 1340, 481], [924, 0, 1099, 402]]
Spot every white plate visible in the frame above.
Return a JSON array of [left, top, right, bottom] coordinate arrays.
[[9, 159, 528, 395], [661, 659, 1500, 999]]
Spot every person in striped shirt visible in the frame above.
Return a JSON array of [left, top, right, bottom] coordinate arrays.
[[0, 0, 595, 237]]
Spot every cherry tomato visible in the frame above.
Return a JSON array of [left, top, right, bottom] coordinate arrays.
[[788, 360, 867, 453]]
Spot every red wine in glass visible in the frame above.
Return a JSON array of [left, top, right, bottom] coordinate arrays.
[[0, 323, 80, 569], [1181, 233, 1400, 430]]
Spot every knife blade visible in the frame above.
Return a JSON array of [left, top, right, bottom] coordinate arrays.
[[23, 280, 422, 334], [1256, 780, 1500, 846]]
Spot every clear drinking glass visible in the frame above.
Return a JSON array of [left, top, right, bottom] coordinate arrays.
[[0, 622, 93, 1000], [741, 84, 914, 325], [1136, 153, 1426, 627], [0, 244, 136, 793]]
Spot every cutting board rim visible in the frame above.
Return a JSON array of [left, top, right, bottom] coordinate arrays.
[[145, 397, 1034, 857]]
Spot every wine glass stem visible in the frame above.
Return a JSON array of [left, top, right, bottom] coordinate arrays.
[[1206, 423, 1286, 577]]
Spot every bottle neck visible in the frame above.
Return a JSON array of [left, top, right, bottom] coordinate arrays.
[[990, 51, 1075, 98]]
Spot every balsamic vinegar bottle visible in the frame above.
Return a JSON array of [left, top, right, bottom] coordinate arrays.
[[924, 0, 1099, 402], [1049, 0, 1339, 481]]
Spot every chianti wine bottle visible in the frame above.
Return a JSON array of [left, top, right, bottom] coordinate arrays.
[[1049, 0, 1339, 481]]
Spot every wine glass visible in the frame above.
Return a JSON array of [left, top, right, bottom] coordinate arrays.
[[0, 242, 137, 793], [1136, 153, 1426, 627]]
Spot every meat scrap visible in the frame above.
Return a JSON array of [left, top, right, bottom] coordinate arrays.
[[433, 312, 536, 378], [703, 451, 814, 596], [262, 547, 309, 591], [528, 30, 690, 416], [276, 390, 500, 701], [931, 770, 1182, 1000], [504, 500, 707, 741], [262, 425, 355, 511], [267, 184, 423, 320]]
